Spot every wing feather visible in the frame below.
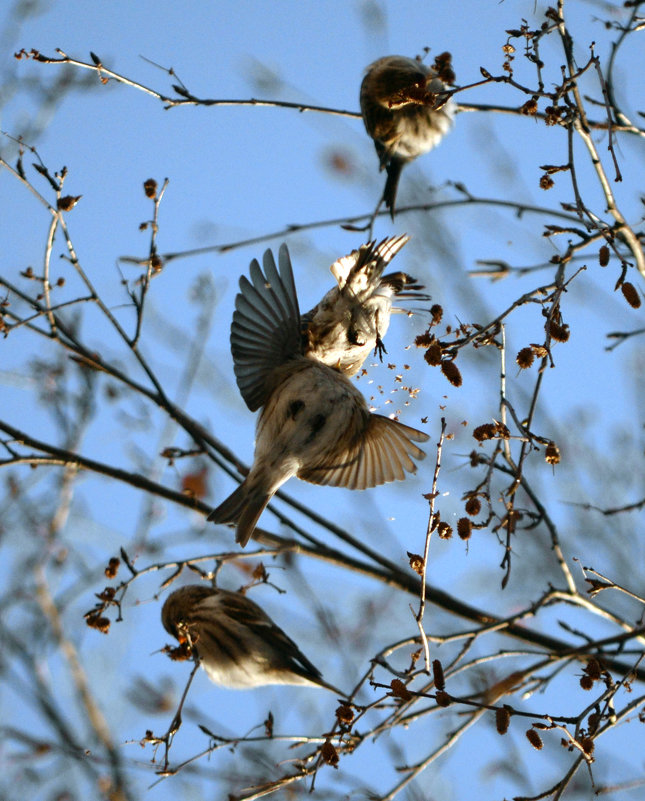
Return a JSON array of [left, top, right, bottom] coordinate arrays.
[[299, 415, 428, 489], [231, 246, 302, 411]]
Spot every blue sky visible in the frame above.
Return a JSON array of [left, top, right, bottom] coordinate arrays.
[[1, 1, 645, 799]]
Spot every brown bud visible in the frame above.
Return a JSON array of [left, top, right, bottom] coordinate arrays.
[[150, 254, 163, 273], [520, 98, 538, 115], [473, 423, 496, 441], [544, 442, 560, 465], [441, 360, 462, 387], [540, 174, 555, 190], [390, 679, 412, 701], [496, 707, 511, 735], [464, 496, 481, 516], [320, 740, 339, 766], [598, 245, 610, 266], [415, 331, 433, 347], [423, 341, 443, 366], [430, 304, 443, 325], [86, 613, 110, 634], [621, 282, 641, 309], [164, 642, 192, 661], [549, 321, 570, 342], [432, 659, 445, 690], [407, 552, 425, 576], [579, 674, 594, 691], [56, 277, 65, 287], [437, 521, 453, 540], [336, 704, 354, 725], [435, 690, 451, 707], [516, 347, 535, 369], [57, 195, 82, 211], [105, 557, 120, 579], [502, 44, 516, 54], [526, 728, 543, 750], [457, 517, 472, 540], [143, 178, 158, 198]]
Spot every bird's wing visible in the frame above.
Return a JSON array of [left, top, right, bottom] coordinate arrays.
[[217, 591, 325, 683], [298, 414, 428, 490], [330, 235, 409, 297], [231, 244, 302, 411]]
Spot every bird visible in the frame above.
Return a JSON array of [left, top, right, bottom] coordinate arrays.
[[302, 235, 430, 375], [360, 54, 456, 218], [161, 584, 344, 693], [207, 244, 429, 546]]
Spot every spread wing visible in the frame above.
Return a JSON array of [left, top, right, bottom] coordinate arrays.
[[298, 414, 428, 490], [330, 235, 409, 297], [231, 244, 302, 411]]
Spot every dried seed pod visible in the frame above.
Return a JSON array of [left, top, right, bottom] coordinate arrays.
[[105, 557, 120, 579], [57, 194, 82, 211], [539, 174, 554, 190], [598, 245, 610, 266], [437, 521, 453, 539], [435, 690, 451, 707], [390, 679, 412, 701], [143, 178, 158, 198], [408, 552, 425, 576], [621, 282, 641, 309], [516, 347, 535, 369], [432, 659, 445, 690], [496, 707, 511, 735], [336, 704, 354, 725], [520, 98, 538, 115], [423, 341, 443, 366], [441, 360, 462, 387], [549, 320, 570, 342], [545, 442, 560, 465], [457, 517, 472, 540], [464, 496, 481, 516], [473, 423, 496, 441], [526, 728, 543, 750], [321, 739, 339, 766]]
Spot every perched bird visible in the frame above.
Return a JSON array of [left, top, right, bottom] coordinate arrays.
[[207, 244, 429, 546], [161, 584, 344, 693], [302, 235, 430, 375], [360, 54, 456, 218]]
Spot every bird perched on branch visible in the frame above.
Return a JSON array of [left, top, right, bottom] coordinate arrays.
[[162, 584, 344, 694], [360, 53, 456, 218], [207, 244, 429, 546], [302, 234, 430, 375]]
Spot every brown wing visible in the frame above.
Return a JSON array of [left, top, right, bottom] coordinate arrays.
[[298, 414, 428, 490], [231, 245, 302, 411], [216, 590, 326, 685]]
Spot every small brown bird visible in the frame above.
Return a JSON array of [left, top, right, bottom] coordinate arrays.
[[161, 584, 344, 693], [207, 244, 429, 546], [302, 235, 430, 375], [360, 54, 456, 218]]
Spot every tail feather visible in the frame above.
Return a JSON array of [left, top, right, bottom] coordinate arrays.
[[383, 158, 405, 219], [207, 480, 271, 548]]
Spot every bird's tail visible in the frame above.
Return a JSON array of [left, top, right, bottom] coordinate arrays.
[[207, 479, 271, 548], [383, 157, 405, 219]]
